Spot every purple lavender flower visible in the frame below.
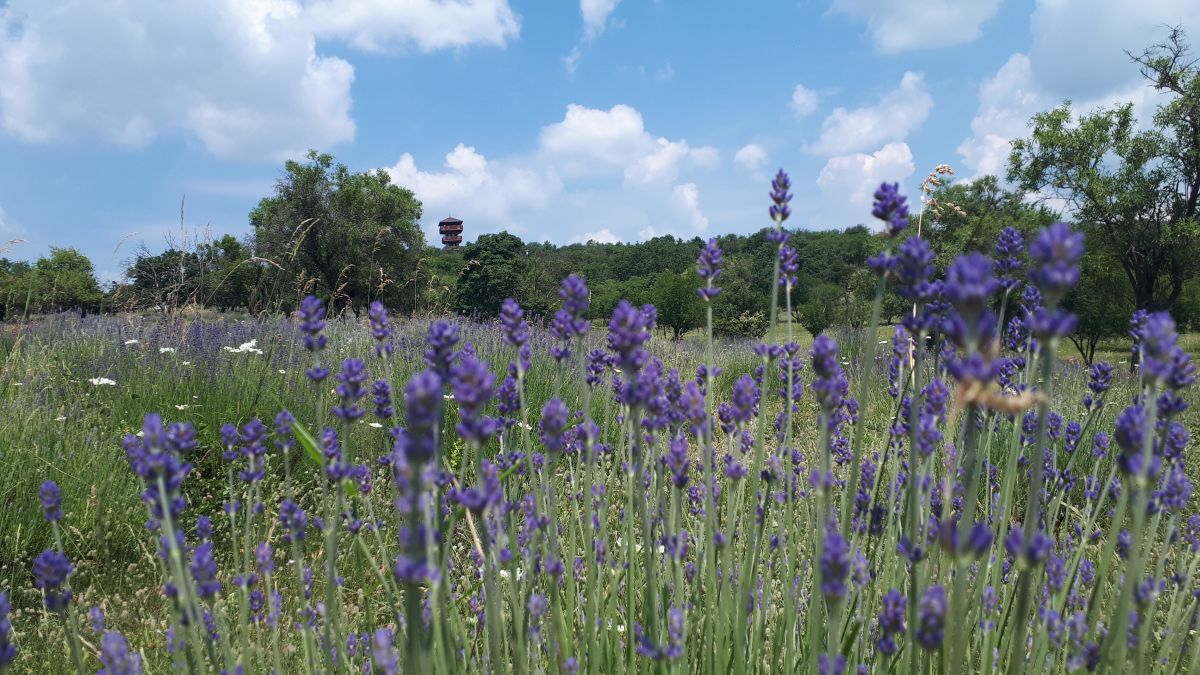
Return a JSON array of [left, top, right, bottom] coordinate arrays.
[[608, 300, 654, 395], [551, 275, 591, 361], [697, 238, 724, 299], [452, 353, 498, 444], [819, 526, 851, 600], [98, 630, 142, 675], [190, 541, 221, 600], [539, 398, 570, 455], [279, 499, 307, 542], [817, 653, 846, 675], [33, 549, 73, 613], [237, 418, 268, 484], [916, 585, 947, 650], [332, 358, 369, 422], [499, 298, 529, 348], [371, 380, 393, 419], [274, 411, 295, 452], [769, 169, 792, 223], [664, 434, 690, 488], [368, 301, 393, 358], [0, 592, 17, 669], [298, 295, 327, 352], [452, 460, 503, 514], [371, 628, 399, 675], [942, 252, 1000, 350], [993, 226, 1025, 292], [1114, 404, 1147, 475], [731, 374, 760, 424], [1028, 222, 1083, 305], [401, 370, 442, 463], [872, 182, 909, 236], [424, 321, 460, 379], [39, 480, 62, 523], [255, 541, 274, 575], [586, 349, 610, 388], [876, 589, 907, 655]]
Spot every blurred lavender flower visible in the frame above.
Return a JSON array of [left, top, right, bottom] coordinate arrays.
[[769, 169, 792, 223], [98, 630, 142, 675], [39, 480, 62, 523], [539, 398, 570, 455], [372, 380, 394, 420], [551, 275, 591, 361], [402, 370, 443, 463], [697, 238, 724, 299], [368, 301, 393, 358], [33, 549, 73, 613], [332, 358, 369, 422], [876, 589, 907, 655], [819, 525, 850, 600], [779, 245, 799, 287], [371, 628, 399, 675], [0, 592, 16, 669], [452, 353, 498, 443], [238, 418, 268, 484], [499, 298, 530, 348], [424, 321, 460, 379], [1028, 222, 1083, 305], [916, 585, 947, 650], [190, 541, 221, 600], [872, 182, 909, 236], [298, 295, 327, 353], [993, 226, 1024, 293], [279, 499, 308, 542]]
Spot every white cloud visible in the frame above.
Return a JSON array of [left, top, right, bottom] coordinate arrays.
[[386, 103, 714, 244], [385, 143, 561, 234], [734, 144, 768, 173], [305, 0, 519, 53], [830, 0, 1002, 53], [1029, 0, 1195, 100], [809, 72, 933, 156], [956, 51, 1174, 179], [791, 84, 819, 117], [656, 62, 675, 81], [572, 228, 621, 244], [580, 0, 622, 39], [539, 104, 717, 184], [816, 142, 915, 226], [637, 226, 658, 240], [0, 0, 518, 161], [672, 183, 709, 232]]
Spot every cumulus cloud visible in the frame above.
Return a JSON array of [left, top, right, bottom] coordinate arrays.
[[816, 142, 915, 226], [734, 144, 769, 173], [0, 0, 518, 161], [830, 0, 1001, 53], [791, 85, 819, 116], [1029, 0, 1195, 100], [809, 72, 933, 156], [386, 103, 714, 244], [572, 228, 621, 244], [580, 0, 622, 39]]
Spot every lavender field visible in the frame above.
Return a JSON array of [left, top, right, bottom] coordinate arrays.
[[1, 175, 1198, 675]]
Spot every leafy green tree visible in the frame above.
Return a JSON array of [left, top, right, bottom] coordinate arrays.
[[1064, 251, 1136, 364], [924, 175, 1058, 270], [196, 235, 259, 312], [251, 151, 425, 314], [649, 270, 704, 340], [1008, 28, 1200, 311], [454, 232, 527, 317], [29, 248, 104, 314], [796, 283, 843, 338]]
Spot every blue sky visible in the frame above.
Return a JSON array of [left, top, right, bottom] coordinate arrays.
[[0, 0, 1194, 282]]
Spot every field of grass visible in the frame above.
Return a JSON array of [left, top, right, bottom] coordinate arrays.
[[0, 294, 1196, 673]]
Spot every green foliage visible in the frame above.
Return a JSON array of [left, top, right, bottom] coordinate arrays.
[[1008, 28, 1200, 311], [454, 232, 527, 317], [795, 283, 843, 338], [251, 150, 425, 314], [2, 248, 103, 317], [1064, 251, 1136, 363], [649, 270, 704, 340], [924, 175, 1058, 270]]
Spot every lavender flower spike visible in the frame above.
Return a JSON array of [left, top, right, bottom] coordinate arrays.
[[872, 182, 909, 236], [697, 238, 723, 299], [769, 169, 792, 223]]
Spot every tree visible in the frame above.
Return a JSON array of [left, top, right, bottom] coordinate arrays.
[[29, 248, 103, 315], [649, 270, 704, 340], [1062, 250, 1136, 364], [924, 175, 1058, 270], [796, 283, 843, 339], [1008, 28, 1200, 311], [454, 232, 527, 317], [251, 151, 425, 315]]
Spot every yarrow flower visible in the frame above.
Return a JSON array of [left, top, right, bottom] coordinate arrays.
[[872, 182, 909, 236]]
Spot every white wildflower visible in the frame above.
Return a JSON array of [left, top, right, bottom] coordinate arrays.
[[278, 369, 287, 374], [182, 361, 192, 366], [54, 415, 67, 422], [159, 347, 176, 354], [174, 404, 190, 410], [123, 339, 139, 346], [367, 422, 383, 429], [88, 377, 117, 386], [223, 339, 263, 355], [444, 393, 455, 400]]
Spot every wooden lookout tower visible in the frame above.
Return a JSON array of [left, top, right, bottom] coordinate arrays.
[[439, 217, 463, 249]]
